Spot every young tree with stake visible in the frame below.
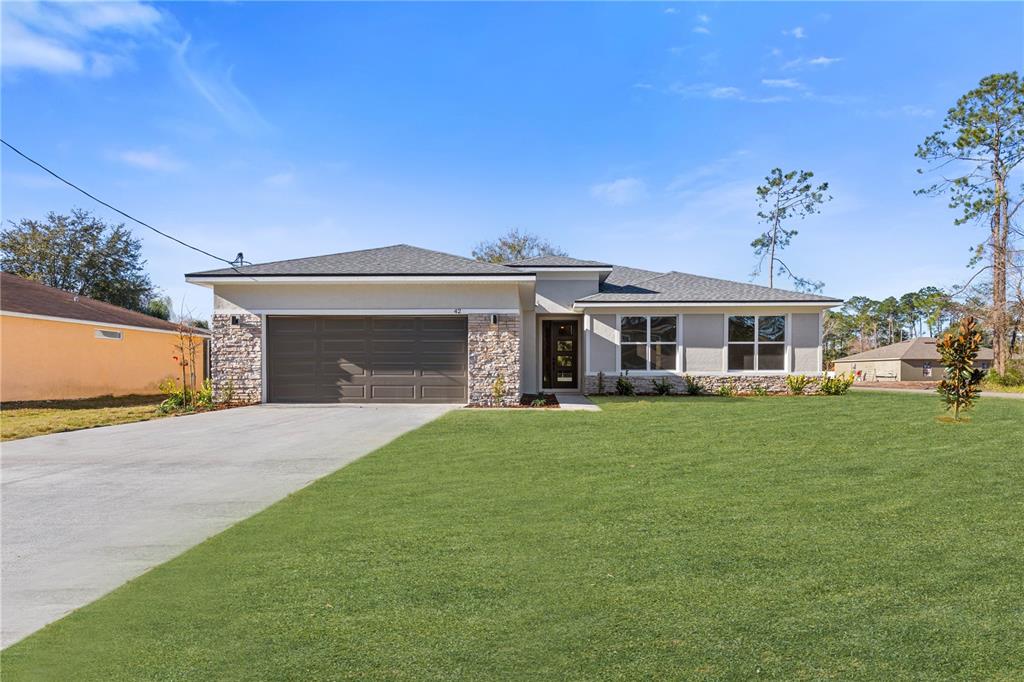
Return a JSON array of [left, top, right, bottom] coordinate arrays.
[[751, 168, 831, 291], [936, 316, 983, 421]]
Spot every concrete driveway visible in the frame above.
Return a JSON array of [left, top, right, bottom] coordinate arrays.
[[1, 403, 456, 647]]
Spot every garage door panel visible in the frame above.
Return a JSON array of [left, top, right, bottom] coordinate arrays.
[[269, 338, 318, 354], [267, 316, 467, 403], [271, 317, 317, 333], [322, 318, 368, 332]]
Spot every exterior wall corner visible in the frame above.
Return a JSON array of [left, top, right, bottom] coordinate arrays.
[[468, 313, 521, 406], [211, 312, 262, 403]]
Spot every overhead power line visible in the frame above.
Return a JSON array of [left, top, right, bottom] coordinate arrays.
[[1, 138, 243, 268]]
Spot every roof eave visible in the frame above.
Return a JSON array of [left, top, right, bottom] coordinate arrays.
[[573, 299, 842, 308], [185, 273, 537, 284]]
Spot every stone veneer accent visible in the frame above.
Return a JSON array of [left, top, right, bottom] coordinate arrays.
[[584, 373, 821, 396], [211, 312, 262, 403], [468, 313, 521, 406]]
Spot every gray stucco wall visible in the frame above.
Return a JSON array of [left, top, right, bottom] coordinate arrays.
[[683, 314, 724, 372], [535, 276, 600, 314], [520, 309, 538, 394], [791, 313, 821, 373], [589, 314, 617, 373]]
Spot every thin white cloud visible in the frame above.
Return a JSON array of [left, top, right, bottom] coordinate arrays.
[[783, 55, 842, 70], [692, 26, 711, 35], [783, 26, 807, 39], [761, 78, 803, 89], [632, 82, 655, 90], [264, 170, 295, 187], [172, 36, 270, 135], [664, 7, 679, 14], [696, 13, 711, 24], [1, 1, 163, 77], [691, 13, 711, 34], [590, 178, 648, 206], [670, 82, 789, 104], [112, 148, 185, 172], [667, 149, 751, 193], [899, 105, 934, 118]]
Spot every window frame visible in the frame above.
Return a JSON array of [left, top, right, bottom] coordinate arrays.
[[723, 313, 789, 373], [616, 314, 681, 373]]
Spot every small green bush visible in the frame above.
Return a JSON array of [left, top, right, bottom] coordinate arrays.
[[616, 373, 636, 396], [752, 384, 769, 396], [786, 374, 811, 395], [652, 377, 673, 395], [531, 395, 549, 408], [820, 372, 855, 396], [986, 360, 1024, 387], [682, 374, 703, 395], [717, 380, 736, 397], [492, 374, 507, 403], [159, 377, 214, 413]]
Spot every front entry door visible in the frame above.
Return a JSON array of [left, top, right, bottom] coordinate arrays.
[[542, 320, 579, 390]]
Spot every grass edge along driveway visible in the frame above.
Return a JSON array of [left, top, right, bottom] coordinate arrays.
[[3, 392, 1022, 680]]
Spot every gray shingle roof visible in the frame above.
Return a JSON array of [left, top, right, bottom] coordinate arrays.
[[602, 265, 665, 288], [505, 255, 612, 268], [835, 337, 994, 363], [187, 244, 521, 277], [577, 271, 842, 304]]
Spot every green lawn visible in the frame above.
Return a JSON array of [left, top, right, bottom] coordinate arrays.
[[0, 395, 165, 441], [3, 393, 1023, 679]]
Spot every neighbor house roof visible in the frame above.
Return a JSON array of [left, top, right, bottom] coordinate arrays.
[[505, 255, 612, 268], [577, 271, 842, 304], [835, 337, 994, 363], [187, 244, 522, 277], [0, 273, 206, 334]]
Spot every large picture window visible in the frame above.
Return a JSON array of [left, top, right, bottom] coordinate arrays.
[[620, 316, 677, 371], [727, 315, 786, 371]]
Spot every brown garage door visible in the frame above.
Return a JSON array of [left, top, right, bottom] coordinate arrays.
[[267, 316, 467, 403]]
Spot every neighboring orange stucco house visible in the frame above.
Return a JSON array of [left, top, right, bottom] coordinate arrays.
[[0, 273, 209, 402]]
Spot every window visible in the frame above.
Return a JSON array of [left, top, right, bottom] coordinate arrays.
[[727, 315, 785, 371], [94, 329, 123, 341], [923, 362, 932, 377], [620, 316, 677, 371]]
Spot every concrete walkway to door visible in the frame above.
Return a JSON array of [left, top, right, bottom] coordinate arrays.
[[1, 403, 457, 647]]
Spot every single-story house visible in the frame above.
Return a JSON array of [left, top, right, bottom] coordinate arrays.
[[833, 336, 993, 382], [185, 244, 842, 405], [0, 273, 209, 402]]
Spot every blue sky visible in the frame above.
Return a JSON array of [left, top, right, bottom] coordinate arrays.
[[3, 1, 1022, 319]]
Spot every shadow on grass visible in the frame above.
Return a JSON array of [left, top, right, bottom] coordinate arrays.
[[0, 394, 162, 412]]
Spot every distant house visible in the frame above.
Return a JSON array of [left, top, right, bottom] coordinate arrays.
[[833, 336, 993, 382], [0, 273, 208, 402]]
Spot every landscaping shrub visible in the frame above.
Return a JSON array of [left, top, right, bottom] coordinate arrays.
[[717, 380, 736, 397], [786, 374, 811, 395], [819, 373, 855, 396], [616, 373, 636, 396], [492, 374, 507, 403], [682, 374, 703, 395], [159, 377, 214, 413], [985, 360, 1024, 387], [652, 377, 673, 395], [752, 384, 769, 396]]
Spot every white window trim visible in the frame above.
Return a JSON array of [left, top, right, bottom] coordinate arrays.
[[724, 313, 790, 374], [615, 314, 681, 374]]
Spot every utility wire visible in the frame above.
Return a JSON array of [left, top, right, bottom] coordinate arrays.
[[2, 138, 242, 268]]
